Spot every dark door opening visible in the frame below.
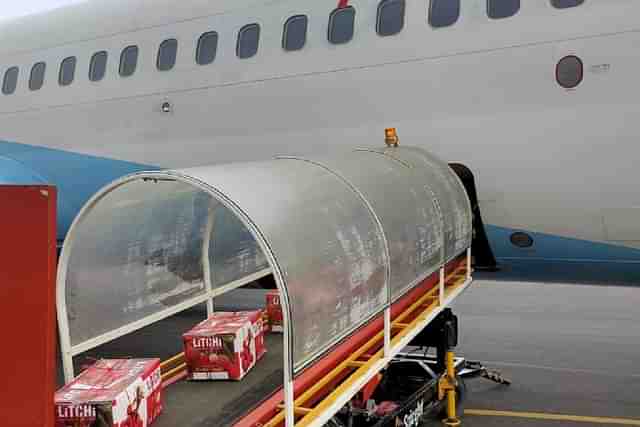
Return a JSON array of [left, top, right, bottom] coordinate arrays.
[[449, 163, 499, 271]]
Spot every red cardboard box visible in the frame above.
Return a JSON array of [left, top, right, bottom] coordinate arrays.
[[211, 311, 266, 362], [55, 359, 163, 427], [183, 311, 265, 381], [266, 291, 283, 333], [242, 310, 266, 361]]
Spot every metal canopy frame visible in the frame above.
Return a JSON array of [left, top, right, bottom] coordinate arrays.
[[57, 146, 472, 427]]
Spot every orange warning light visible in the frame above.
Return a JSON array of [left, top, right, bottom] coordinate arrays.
[[385, 128, 399, 147]]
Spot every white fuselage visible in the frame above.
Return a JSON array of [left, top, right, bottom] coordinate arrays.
[[1, 0, 639, 261]]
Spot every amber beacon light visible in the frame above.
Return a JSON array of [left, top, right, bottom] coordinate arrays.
[[384, 128, 399, 147]]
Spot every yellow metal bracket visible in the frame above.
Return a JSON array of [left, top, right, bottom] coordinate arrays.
[[439, 351, 461, 427]]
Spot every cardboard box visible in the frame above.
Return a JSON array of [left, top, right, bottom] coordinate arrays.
[[55, 359, 163, 427], [242, 310, 266, 361], [183, 311, 265, 381], [266, 291, 283, 333], [210, 311, 266, 362]]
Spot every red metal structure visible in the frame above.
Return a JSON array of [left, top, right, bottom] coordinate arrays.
[[0, 185, 57, 427]]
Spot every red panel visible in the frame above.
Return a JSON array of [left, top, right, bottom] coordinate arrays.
[[0, 186, 57, 427]]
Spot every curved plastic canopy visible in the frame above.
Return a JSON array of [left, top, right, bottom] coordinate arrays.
[[57, 146, 471, 381]]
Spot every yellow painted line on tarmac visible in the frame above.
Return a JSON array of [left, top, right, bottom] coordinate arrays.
[[465, 409, 640, 426]]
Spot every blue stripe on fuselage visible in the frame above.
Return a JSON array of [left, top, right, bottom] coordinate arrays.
[[485, 225, 640, 285], [2, 141, 639, 279], [486, 224, 640, 263], [0, 141, 158, 241]]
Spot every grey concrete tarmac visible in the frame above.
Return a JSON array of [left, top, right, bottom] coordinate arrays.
[[441, 272, 640, 426]]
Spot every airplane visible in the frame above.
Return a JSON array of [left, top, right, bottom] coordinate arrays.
[[1, 0, 639, 273]]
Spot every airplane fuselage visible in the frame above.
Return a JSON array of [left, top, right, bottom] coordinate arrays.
[[1, 0, 639, 266]]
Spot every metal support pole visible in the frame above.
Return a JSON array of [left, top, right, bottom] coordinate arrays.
[[61, 347, 75, 383], [441, 351, 461, 426], [284, 377, 295, 427], [439, 267, 445, 306], [283, 292, 294, 427], [57, 264, 77, 382], [383, 307, 391, 358], [202, 203, 216, 316]]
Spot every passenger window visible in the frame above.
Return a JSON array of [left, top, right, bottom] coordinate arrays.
[[283, 15, 308, 51], [237, 24, 260, 59], [551, 0, 584, 8], [59, 57, 76, 86], [487, 0, 520, 19], [2, 67, 19, 95], [377, 0, 405, 37], [328, 6, 356, 44], [157, 39, 178, 71], [89, 51, 108, 82], [119, 45, 139, 77], [196, 31, 218, 65], [29, 62, 46, 91], [429, 0, 460, 28]]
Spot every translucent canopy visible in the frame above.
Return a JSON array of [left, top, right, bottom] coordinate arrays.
[[361, 147, 473, 263], [57, 146, 471, 377]]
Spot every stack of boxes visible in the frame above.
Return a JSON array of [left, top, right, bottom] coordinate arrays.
[[54, 291, 284, 423]]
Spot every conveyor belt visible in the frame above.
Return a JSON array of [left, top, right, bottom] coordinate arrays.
[[156, 334, 283, 427], [63, 301, 284, 427], [260, 260, 470, 427], [59, 257, 469, 427], [73, 306, 205, 370], [57, 305, 206, 387], [233, 256, 470, 427]]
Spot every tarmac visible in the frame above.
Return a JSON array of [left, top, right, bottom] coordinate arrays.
[[62, 261, 640, 426], [435, 265, 640, 426]]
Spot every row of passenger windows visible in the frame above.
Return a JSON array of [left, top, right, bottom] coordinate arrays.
[[2, 0, 585, 95], [430, 0, 584, 27]]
